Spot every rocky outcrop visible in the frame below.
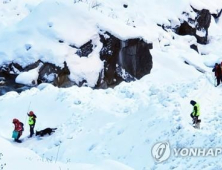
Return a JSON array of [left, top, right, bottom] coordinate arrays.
[[97, 33, 153, 88], [0, 61, 73, 95], [190, 44, 199, 53], [0, 63, 29, 95], [52, 62, 76, 87], [176, 9, 211, 44], [0, 32, 153, 95], [119, 39, 153, 79], [211, 9, 222, 20]]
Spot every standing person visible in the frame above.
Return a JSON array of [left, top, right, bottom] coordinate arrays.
[[12, 119, 24, 143], [220, 62, 222, 83], [212, 63, 221, 86], [27, 111, 37, 138], [190, 100, 200, 125]]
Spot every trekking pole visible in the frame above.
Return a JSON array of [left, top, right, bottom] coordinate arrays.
[[24, 102, 31, 127]]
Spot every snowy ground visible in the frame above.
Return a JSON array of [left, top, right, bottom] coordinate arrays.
[[0, 64, 221, 170], [1, 0, 222, 170]]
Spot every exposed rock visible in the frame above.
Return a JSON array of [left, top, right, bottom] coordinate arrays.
[[58, 40, 64, 43], [23, 60, 41, 71], [123, 4, 128, 8], [176, 8, 211, 44], [97, 32, 153, 88], [52, 62, 74, 87], [119, 39, 153, 79], [38, 62, 59, 84], [0, 32, 153, 94], [190, 44, 199, 53], [212, 9, 222, 20], [99, 33, 121, 87], [76, 40, 93, 57], [0, 63, 27, 95], [177, 22, 196, 36], [196, 9, 211, 30]]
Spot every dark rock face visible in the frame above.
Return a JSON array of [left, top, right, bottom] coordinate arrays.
[[38, 62, 58, 84], [212, 9, 222, 20], [177, 22, 196, 36], [52, 62, 76, 87], [76, 40, 93, 57], [196, 9, 211, 30], [0, 61, 73, 95], [190, 44, 199, 53], [0, 32, 153, 95], [119, 39, 153, 79], [0, 63, 29, 95], [176, 9, 211, 44], [99, 33, 121, 87], [98, 33, 153, 88]]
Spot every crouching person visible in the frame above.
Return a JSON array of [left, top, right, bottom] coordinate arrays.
[[190, 100, 201, 128], [12, 118, 24, 143]]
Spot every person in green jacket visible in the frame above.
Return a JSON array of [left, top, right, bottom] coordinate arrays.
[[190, 100, 200, 125], [27, 111, 37, 138]]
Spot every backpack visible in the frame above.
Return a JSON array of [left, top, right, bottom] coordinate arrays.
[[12, 130, 19, 139], [20, 122, 24, 131]]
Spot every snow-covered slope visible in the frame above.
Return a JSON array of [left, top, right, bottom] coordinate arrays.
[[0, 71, 221, 170], [1, 0, 222, 170]]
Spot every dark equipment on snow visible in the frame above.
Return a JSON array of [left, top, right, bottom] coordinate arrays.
[[36, 128, 57, 137], [193, 118, 201, 129]]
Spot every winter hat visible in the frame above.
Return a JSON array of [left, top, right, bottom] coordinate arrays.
[[29, 111, 34, 116], [190, 100, 196, 105], [12, 118, 19, 123]]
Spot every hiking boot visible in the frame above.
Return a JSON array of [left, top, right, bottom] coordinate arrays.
[[15, 139, 22, 143]]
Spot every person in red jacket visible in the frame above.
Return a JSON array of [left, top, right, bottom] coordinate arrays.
[[12, 118, 24, 143]]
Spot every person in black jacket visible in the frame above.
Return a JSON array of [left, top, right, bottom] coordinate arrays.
[[190, 100, 200, 125]]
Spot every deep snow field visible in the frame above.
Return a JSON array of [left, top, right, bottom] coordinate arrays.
[[1, 0, 222, 170]]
